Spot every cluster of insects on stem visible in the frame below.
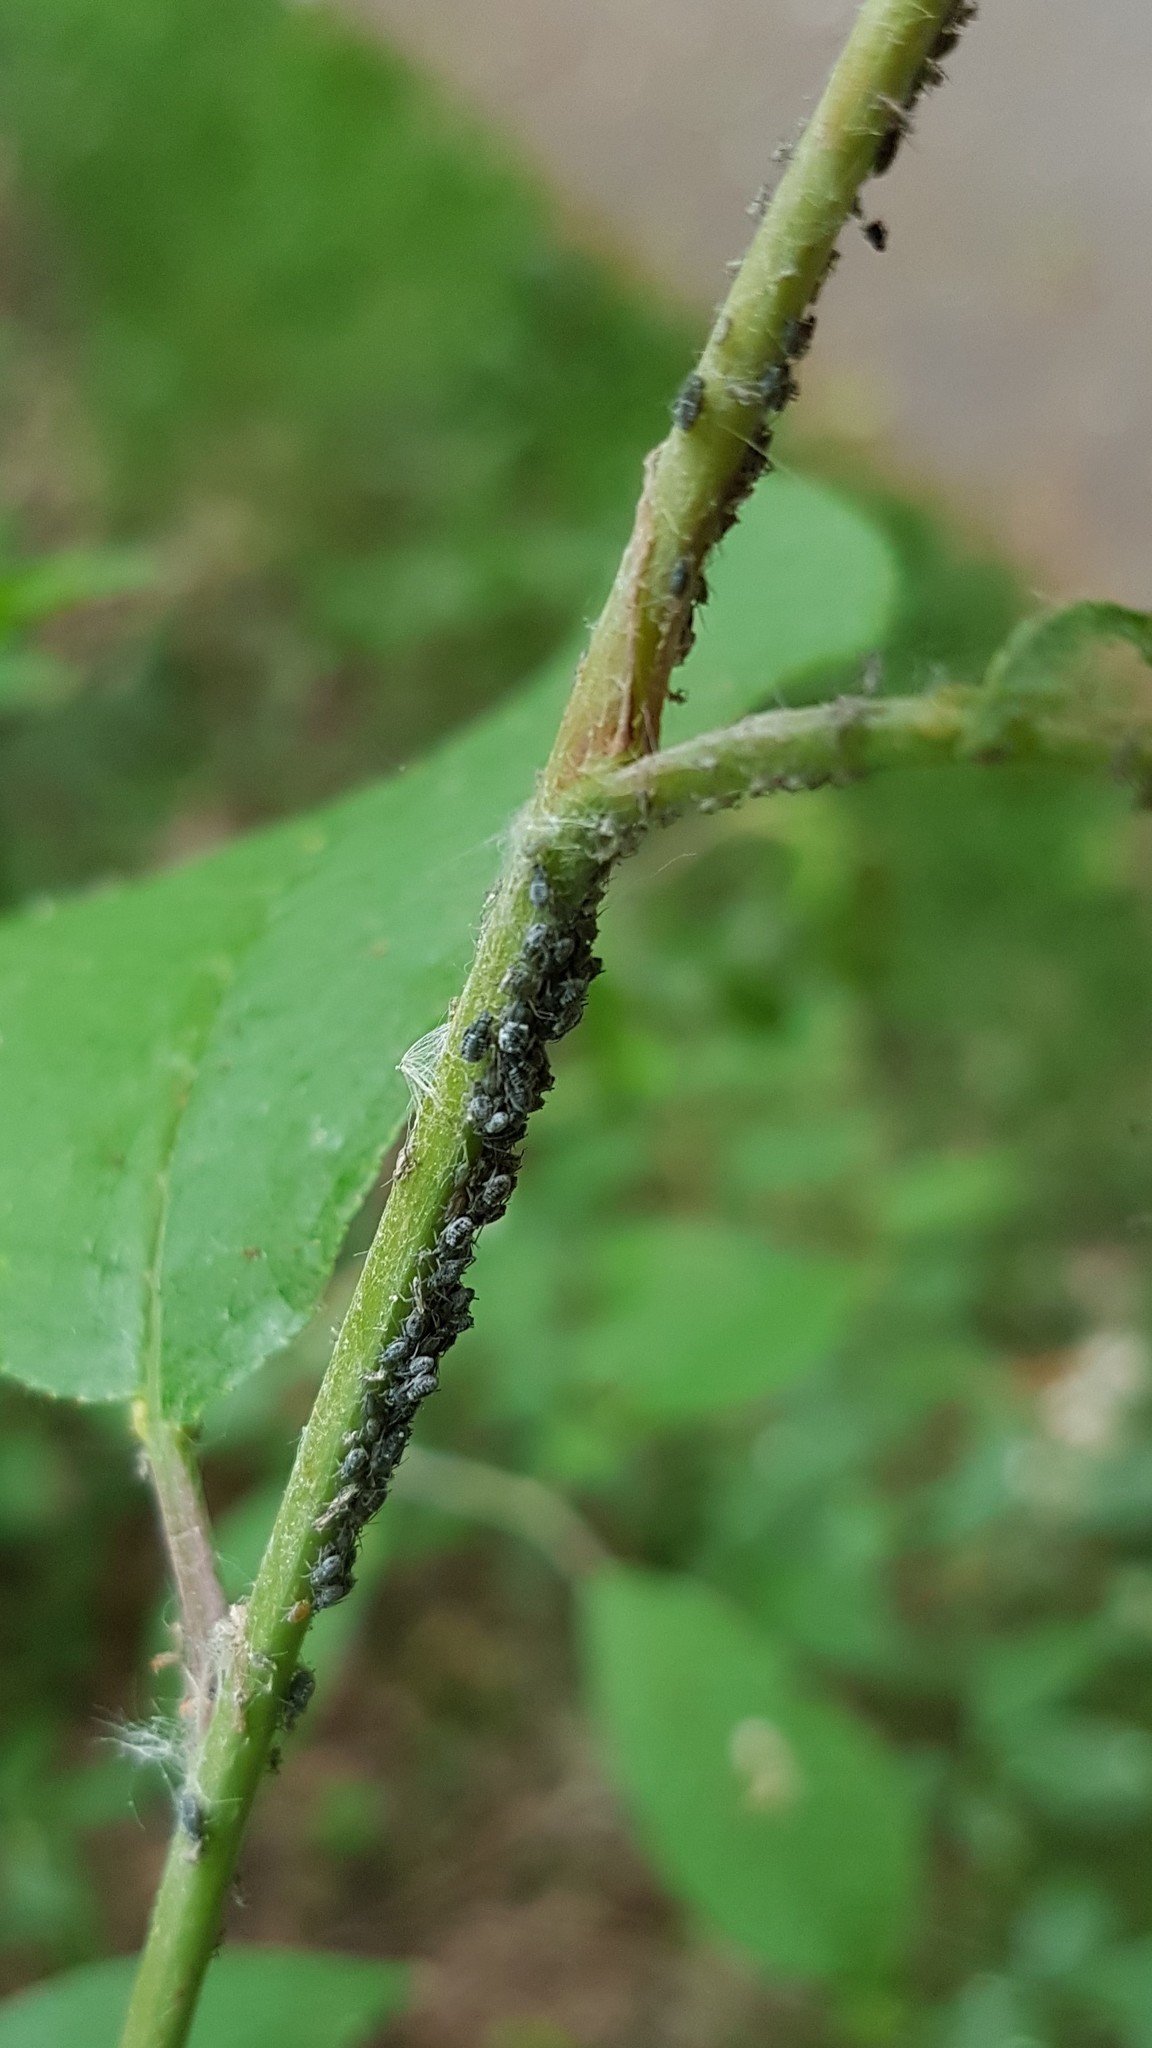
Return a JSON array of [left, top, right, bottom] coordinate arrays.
[[304, 836, 617, 1626]]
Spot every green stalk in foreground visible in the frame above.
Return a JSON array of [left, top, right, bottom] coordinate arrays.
[[120, 3, 975, 2043]]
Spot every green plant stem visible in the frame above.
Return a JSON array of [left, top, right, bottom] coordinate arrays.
[[545, 0, 964, 788], [585, 682, 1152, 830], [133, 1408, 227, 1735], [119, 4, 971, 2043]]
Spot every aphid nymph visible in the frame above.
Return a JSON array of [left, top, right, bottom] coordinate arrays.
[[282, 1664, 316, 1731], [177, 1789, 207, 1856], [672, 371, 705, 432], [460, 1012, 494, 1063]]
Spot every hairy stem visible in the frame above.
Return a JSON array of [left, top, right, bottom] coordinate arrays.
[[586, 681, 1152, 830], [133, 1408, 227, 1734], [544, 0, 971, 788], [118, 4, 974, 2042]]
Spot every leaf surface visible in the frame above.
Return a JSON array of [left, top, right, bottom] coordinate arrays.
[[0, 1948, 406, 2048], [0, 475, 893, 1414], [580, 1566, 920, 1984]]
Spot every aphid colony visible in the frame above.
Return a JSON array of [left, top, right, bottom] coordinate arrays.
[[303, 0, 982, 1634], [662, 0, 975, 678], [872, 0, 976, 180], [307, 849, 610, 1615]]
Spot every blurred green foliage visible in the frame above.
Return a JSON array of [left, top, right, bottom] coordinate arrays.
[[4, 0, 1152, 2043], [0, 0, 686, 899]]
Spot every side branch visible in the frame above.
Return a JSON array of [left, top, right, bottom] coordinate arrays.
[[587, 685, 1152, 829]]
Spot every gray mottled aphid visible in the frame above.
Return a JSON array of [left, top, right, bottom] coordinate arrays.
[[672, 371, 705, 432]]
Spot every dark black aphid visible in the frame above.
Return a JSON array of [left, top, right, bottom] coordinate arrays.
[[873, 118, 906, 177], [177, 1789, 207, 1856], [460, 1012, 494, 1063], [282, 1664, 316, 1731], [783, 314, 817, 360], [863, 218, 888, 251], [672, 371, 706, 432]]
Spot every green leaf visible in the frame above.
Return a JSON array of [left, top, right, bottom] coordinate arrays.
[[0, 474, 893, 1416], [571, 1219, 864, 1420], [1077, 1939, 1152, 2047], [976, 600, 1152, 750], [999, 1714, 1152, 1831], [935, 1974, 1051, 2048], [580, 1567, 920, 1985], [668, 471, 897, 726], [0, 547, 155, 639], [0, 1948, 407, 2048]]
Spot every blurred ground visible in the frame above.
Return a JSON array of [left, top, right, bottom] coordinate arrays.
[[346, 0, 1152, 605]]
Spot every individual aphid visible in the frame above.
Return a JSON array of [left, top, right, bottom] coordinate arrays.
[[522, 921, 553, 963], [315, 1483, 360, 1531], [862, 218, 888, 251], [460, 1012, 494, 1063], [671, 371, 706, 432], [311, 1549, 348, 1589], [177, 1790, 207, 1857], [497, 1018, 531, 1056], [758, 363, 796, 412], [873, 104, 911, 176], [377, 1333, 413, 1371], [282, 1664, 316, 1731], [746, 180, 772, 220], [477, 1172, 513, 1217], [783, 314, 817, 360], [466, 1090, 494, 1130], [312, 1574, 352, 1613], [338, 1445, 369, 1485], [439, 1214, 475, 1253], [500, 960, 533, 998], [528, 865, 550, 910]]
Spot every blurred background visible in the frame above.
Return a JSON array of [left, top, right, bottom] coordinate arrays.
[[3, 1, 1152, 2043]]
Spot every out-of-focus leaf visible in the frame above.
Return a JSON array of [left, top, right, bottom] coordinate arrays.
[[935, 1974, 1051, 2048], [667, 470, 897, 725], [877, 1150, 1022, 1241], [1077, 1939, 1152, 2047], [580, 1566, 920, 1985], [571, 1219, 864, 1421], [983, 601, 1152, 705], [0, 474, 894, 1417], [1000, 1714, 1152, 1830], [0, 1948, 406, 2048], [0, 549, 154, 637], [1012, 1882, 1117, 1986]]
